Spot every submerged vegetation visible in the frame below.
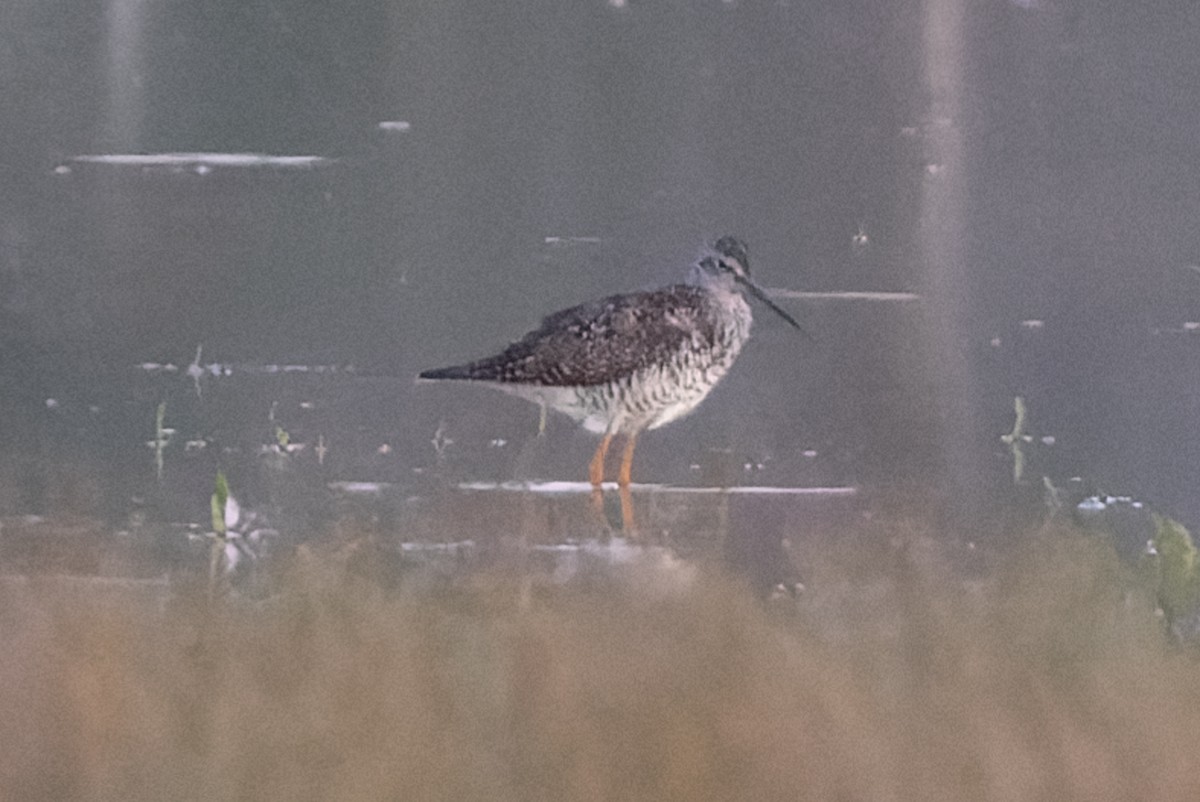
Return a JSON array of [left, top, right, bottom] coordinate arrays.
[[1147, 513, 1200, 639], [3, 521, 1200, 801]]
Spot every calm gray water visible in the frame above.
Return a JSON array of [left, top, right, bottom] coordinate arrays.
[[2, 0, 1199, 556]]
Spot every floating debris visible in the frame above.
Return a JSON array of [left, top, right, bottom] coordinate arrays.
[[1000, 396, 1029, 483], [260, 441, 305, 456], [431, 421, 453, 460], [187, 345, 211, 397], [1076, 494, 1144, 514], [147, 402, 173, 482]]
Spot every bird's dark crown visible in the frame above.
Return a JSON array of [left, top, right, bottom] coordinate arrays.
[[713, 235, 750, 276]]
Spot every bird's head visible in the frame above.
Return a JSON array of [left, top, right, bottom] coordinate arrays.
[[692, 236, 808, 336]]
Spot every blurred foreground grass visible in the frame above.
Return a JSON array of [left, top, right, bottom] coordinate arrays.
[[3, 524, 1199, 801]]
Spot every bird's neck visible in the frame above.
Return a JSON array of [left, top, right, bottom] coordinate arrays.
[[686, 264, 736, 293]]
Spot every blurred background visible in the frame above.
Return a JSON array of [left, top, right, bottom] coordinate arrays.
[[1, 0, 1198, 544]]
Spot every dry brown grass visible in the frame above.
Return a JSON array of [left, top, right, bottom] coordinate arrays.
[[2, 524, 1199, 801]]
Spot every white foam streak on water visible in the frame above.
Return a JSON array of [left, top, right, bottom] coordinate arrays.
[[135, 362, 349, 375], [767, 290, 921, 302], [457, 480, 857, 496], [327, 481, 391, 496], [544, 236, 602, 245], [65, 153, 333, 168], [399, 540, 473, 552]]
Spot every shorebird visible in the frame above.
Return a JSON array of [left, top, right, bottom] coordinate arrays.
[[419, 236, 805, 524]]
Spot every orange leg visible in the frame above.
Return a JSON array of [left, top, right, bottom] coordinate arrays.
[[618, 484, 636, 533], [617, 432, 642, 532], [617, 431, 639, 487], [589, 432, 613, 488]]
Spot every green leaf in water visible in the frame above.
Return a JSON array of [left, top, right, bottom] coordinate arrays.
[[211, 470, 229, 536], [1150, 514, 1200, 625]]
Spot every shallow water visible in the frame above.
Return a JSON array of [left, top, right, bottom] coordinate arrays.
[[1, 0, 1199, 666], [6, 0, 1200, 547]]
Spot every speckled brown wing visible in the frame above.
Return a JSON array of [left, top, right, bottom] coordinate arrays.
[[420, 285, 718, 387]]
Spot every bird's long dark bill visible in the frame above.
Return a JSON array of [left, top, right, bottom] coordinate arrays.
[[736, 275, 811, 338]]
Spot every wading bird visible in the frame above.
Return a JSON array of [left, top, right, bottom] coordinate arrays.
[[419, 236, 806, 528]]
